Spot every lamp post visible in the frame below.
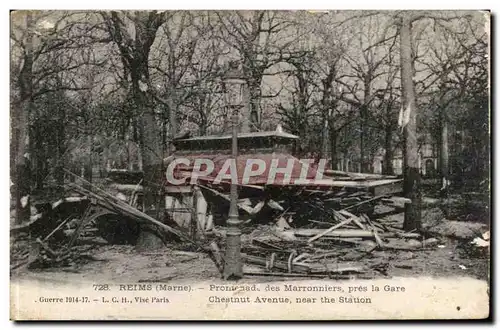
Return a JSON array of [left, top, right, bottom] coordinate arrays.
[[222, 61, 245, 280]]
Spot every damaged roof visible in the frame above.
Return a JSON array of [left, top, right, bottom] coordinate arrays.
[[175, 130, 299, 142]]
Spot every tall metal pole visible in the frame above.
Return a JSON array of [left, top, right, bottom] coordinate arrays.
[[223, 106, 243, 280]]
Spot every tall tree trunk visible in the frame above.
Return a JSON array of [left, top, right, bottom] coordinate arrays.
[[85, 135, 93, 184], [240, 83, 251, 133], [320, 65, 336, 161], [14, 102, 31, 224], [167, 92, 177, 154], [400, 13, 422, 231], [359, 105, 365, 173], [134, 72, 164, 250], [55, 114, 65, 186], [102, 11, 168, 250], [330, 127, 337, 170], [14, 12, 34, 224], [439, 106, 450, 195], [248, 79, 260, 132], [199, 116, 208, 136], [383, 124, 394, 175], [136, 88, 164, 250], [161, 116, 169, 159], [321, 110, 329, 159], [360, 78, 371, 173], [33, 124, 45, 190]]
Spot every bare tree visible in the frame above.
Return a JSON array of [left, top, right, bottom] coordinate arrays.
[[148, 12, 199, 149], [277, 52, 317, 154], [397, 12, 423, 231], [11, 10, 95, 223], [313, 14, 356, 169], [361, 10, 477, 231], [11, 12, 34, 224], [369, 46, 401, 175], [417, 13, 487, 193], [100, 10, 167, 249], [217, 11, 303, 131], [335, 14, 398, 172]]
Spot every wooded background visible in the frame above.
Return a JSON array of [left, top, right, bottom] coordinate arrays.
[[10, 10, 489, 224]]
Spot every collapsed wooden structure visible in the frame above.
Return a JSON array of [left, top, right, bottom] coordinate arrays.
[[165, 129, 405, 231], [11, 128, 435, 279]]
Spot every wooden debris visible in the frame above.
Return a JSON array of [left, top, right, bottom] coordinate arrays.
[[243, 270, 329, 278], [242, 253, 309, 273], [242, 252, 369, 275], [207, 241, 224, 274], [272, 228, 297, 242], [267, 199, 284, 211], [252, 238, 284, 251], [292, 253, 311, 263], [307, 218, 353, 244], [276, 217, 291, 230], [309, 251, 341, 260], [64, 170, 192, 243], [307, 263, 366, 274], [372, 230, 384, 248], [323, 169, 399, 180], [42, 216, 72, 242], [198, 184, 265, 215], [10, 163, 436, 281], [308, 219, 336, 227], [341, 194, 388, 212], [295, 229, 421, 239], [337, 210, 366, 229]]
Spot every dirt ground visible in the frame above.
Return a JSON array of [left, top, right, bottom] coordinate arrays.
[[11, 237, 489, 286], [11, 220, 490, 285], [11, 191, 490, 284]]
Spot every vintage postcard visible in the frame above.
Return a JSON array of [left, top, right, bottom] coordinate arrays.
[[9, 9, 490, 320]]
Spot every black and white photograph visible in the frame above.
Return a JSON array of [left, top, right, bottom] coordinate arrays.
[[9, 9, 490, 320]]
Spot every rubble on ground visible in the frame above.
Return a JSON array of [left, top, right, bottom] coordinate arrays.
[[210, 202, 441, 278], [10, 168, 490, 281]]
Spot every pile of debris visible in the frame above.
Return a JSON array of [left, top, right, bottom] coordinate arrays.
[[10, 170, 196, 271], [203, 170, 441, 279], [11, 166, 443, 280], [209, 204, 440, 279]]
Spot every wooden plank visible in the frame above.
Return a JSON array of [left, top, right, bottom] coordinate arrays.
[[323, 169, 399, 180], [197, 184, 262, 214], [252, 238, 285, 251], [308, 220, 336, 227], [295, 229, 420, 239], [308, 251, 341, 260], [341, 195, 388, 212], [307, 218, 353, 244], [337, 210, 366, 230], [207, 241, 224, 274], [371, 180, 403, 196], [310, 178, 403, 189], [42, 216, 72, 242]]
